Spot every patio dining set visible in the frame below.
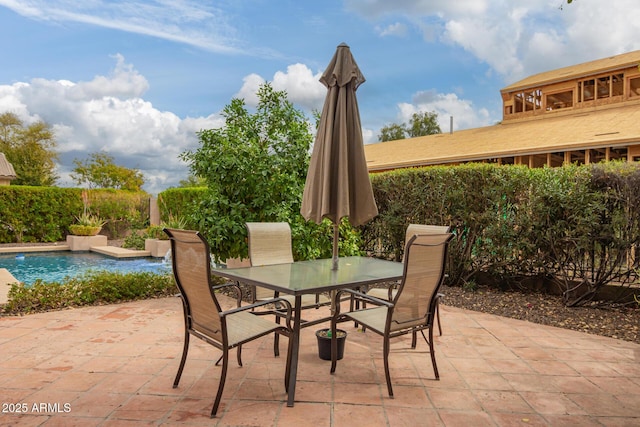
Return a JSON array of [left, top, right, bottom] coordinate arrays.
[[164, 222, 453, 418]]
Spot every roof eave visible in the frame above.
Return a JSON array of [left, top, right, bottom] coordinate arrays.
[[367, 138, 639, 172]]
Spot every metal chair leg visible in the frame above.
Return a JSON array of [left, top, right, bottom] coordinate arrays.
[[211, 349, 229, 417], [383, 336, 394, 397], [173, 330, 190, 388], [436, 293, 443, 336]]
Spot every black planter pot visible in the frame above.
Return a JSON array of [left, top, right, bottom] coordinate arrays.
[[316, 328, 347, 361]]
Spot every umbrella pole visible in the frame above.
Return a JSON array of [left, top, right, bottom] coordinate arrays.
[[332, 223, 339, 270], [331, 223, 339, 315]]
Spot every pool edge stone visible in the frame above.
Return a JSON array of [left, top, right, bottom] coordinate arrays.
[[67, 235, 108, 251]]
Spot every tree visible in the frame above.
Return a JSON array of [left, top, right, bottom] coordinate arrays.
[[378, 123, 406, 142], [0, 112, 59, 186], [407, 111, 442, 138], [177, 174, 207, 188], [181, 82, 313, 261], [71, 152, 144, 191], [378, 110, 442, 142]]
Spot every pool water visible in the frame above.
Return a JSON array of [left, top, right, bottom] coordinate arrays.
[[0, 251, 171, 285]]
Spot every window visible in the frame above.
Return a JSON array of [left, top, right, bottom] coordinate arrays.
[[612, 74, 624, 96], [514, 93, 524, 113], [579, 74, 625, 102], [630, 77, 640, 97], [597, 76, 610, 98], [546, 90, 573, 110], [582, 79, 595, 101], [525, 89, 542, 111], [511, 89, 542, 114]]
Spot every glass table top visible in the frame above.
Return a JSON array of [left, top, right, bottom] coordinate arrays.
[[211, 256, 403, 295]]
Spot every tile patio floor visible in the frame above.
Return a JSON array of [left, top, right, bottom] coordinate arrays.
[[0, 295, 639, 426]]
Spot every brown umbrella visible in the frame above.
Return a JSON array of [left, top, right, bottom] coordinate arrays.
[[301, 43, 378, 270]]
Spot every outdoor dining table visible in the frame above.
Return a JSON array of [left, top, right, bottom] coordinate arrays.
[[210, 256, 403, 407]]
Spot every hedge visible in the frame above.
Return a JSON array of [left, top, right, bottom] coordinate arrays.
[[0, 186, 149, 242], [360, 162, 640, 306]]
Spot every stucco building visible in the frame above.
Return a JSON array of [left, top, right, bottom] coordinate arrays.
[[364, 50, 640, 172]]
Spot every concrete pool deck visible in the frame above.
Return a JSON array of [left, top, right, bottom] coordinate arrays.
[[0, 243, 153, 304]]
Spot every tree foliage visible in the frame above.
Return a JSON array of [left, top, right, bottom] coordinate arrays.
[[378, 111, 442, 142], [71, 152, 144, 191], [0, 112, 58, 186], [378, 123, 405, 142], [177, 174, 207, 188], [181, 83, 314, 261]]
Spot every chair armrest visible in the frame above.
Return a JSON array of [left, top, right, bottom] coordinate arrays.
[[335, 288, 393, 317], [221, 297, 293, 331], [210, 281, 243, 307]]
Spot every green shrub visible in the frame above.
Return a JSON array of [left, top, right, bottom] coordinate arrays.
[[122, 232, 146, 250], [145, 225, 167, 240], [2, 270, 176, 315]]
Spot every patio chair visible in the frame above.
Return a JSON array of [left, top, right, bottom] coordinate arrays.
[[246, 222, 330, 355], [330, 232, 454, 398], [365, 224, 450, 336], [165, 228, 293, 418]]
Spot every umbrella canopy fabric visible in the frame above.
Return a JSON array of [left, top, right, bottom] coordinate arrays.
[[301, 43, 378, 229]]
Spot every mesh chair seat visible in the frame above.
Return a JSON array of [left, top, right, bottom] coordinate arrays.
[[347, 306, 387, 334], [349, 306, 429, 334], [366, 287, 444, 336], [225, 310, 288, 347]]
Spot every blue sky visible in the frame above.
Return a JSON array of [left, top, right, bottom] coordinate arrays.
[[1, 0, 639, 193]]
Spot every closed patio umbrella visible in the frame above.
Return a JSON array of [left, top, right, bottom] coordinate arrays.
[[301, 43, 378, 270]]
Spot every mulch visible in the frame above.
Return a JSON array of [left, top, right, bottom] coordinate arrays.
[[440, 284, 640, 344]]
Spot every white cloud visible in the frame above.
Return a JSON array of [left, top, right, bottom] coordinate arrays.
[[272, 64, 325, 111], [0, 0, 243, 54], [234, 74, 266, 107], [0, 55, 223, 194], [345, 0, 488, 19], [376, 22, 408, 37], [236, 64, 325, 112], [397, 90, 491, 133], [361, 127, 376, 145], [347, 0, 640, 84], [69, 54, 149, 100]]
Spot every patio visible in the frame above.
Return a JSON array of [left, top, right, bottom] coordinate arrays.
[[0, 294, 638, 426]]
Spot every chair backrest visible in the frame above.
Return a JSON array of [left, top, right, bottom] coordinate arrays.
[[164, 228, 223, 342], [392, 233, 453, 330], [246, 222, 294, 300], [246, 222, 294, 266], [403, 224, 450, 261]]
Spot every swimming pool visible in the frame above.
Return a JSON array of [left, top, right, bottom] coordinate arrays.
[[0, 251, 171, 285]]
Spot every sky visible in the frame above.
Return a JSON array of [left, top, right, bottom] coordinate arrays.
[[1, 0, 640, 194]]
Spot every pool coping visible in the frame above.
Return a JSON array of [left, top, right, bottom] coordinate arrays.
[[0, 245, 71, 254], [0, 244, 151, 258]]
